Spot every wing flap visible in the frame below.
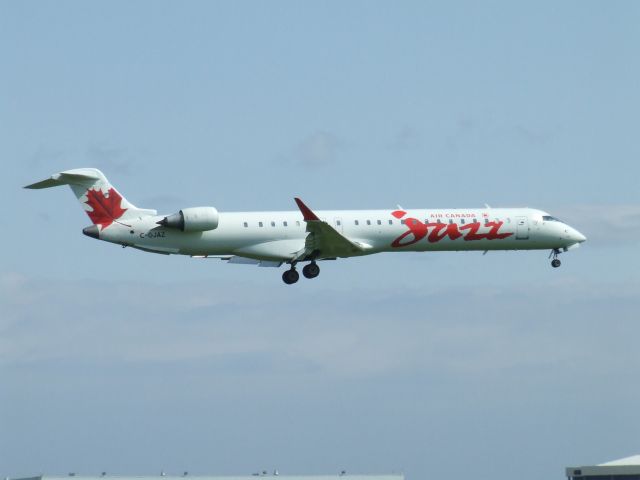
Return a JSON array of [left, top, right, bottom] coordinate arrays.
[[192, 255, 283, 267]]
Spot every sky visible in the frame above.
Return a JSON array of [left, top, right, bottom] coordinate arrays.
[[1, 1, 640, 479]]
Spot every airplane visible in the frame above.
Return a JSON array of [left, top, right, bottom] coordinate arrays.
[[25, 168, 587, 284]]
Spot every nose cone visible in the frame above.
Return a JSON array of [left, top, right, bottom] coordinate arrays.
[[82, 225, 100, 239], [568, 227, 586, 243]]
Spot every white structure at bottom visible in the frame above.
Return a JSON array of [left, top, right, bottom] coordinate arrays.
[[566, 454, 640, 479]]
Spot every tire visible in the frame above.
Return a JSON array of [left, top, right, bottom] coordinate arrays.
[[551, 259, 561, 268], [302, 263, 320, 279], [282, 269, 299, 284]]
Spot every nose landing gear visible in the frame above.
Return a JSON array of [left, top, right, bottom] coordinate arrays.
[[550, 249, 562, 268]]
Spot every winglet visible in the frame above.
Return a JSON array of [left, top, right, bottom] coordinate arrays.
[[294, 197, 320, 221]]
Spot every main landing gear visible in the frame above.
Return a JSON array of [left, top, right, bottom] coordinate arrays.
[[282, 262, 320, 284], [302, 262, 320, 279], [282, 267, 300, 284], [550, 248, 562, 268]]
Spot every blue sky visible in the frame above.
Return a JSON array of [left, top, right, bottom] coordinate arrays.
[[1, 2, 640, 479]]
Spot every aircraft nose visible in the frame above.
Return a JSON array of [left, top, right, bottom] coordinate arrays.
[[568, 227, 586, 243]]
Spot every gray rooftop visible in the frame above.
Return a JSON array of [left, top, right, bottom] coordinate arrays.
[[566, 455, 640, 478], [12, 476, 403, 480]]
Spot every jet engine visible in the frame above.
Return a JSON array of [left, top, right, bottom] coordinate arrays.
[[157, 206, 219, 232]]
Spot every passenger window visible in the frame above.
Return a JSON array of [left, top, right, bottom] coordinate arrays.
[[355, 220, 359, 226], [283, 221, 288, 227], [366, 220, 371, 225], [388, 219, 393, 225], [437, 219, 442, 224], [243, 222, 248, 228], [401, 219, 406, 225], [484, 219, 489, 225], [271, 221, 276, 227], [461, 219, 465, 225], [377, 220, 381, 225], [336, 220, 341, 226], [449, 219, 453, 224], [259, 222, 263, 227]]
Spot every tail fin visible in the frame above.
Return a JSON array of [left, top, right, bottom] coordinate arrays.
[[25, 168, 156, 229]]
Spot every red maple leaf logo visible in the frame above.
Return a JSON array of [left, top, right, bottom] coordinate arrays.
[[84, 187, 127, 229]]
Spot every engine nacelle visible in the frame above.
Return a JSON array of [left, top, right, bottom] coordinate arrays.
[[157, 206, 219, 232]]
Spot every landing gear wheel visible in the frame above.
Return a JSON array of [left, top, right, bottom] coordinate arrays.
[[302, 262, 320, 279], [549, 248, 562, 268], [282, 268, 299, 285]]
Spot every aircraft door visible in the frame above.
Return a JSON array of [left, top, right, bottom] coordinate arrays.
[[516, 216, 529, 240]]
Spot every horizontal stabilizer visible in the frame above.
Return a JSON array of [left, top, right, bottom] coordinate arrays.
[[25, 168, 156, 227], [24, 171, 101, 189]]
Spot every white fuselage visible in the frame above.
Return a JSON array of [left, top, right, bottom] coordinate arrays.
[[97, 207, 586, 261], [26, 168, 587, 283]]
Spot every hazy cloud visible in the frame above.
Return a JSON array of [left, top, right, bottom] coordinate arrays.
[[513, 124, 553, 146], [3, 270, 640, 479], [27, 144, 67, 168], [556, 204, 640, 246], [140, 194, 188, 213], [444, 117, 475, 153], [444, 118, 553, 154], [279, 131, 346, 169], [2, 272, 638, 379], [388, 126, 421, 151], [85, 144, 135, 175]]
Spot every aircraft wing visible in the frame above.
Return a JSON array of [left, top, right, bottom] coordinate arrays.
[[294, 198, 368, 260]]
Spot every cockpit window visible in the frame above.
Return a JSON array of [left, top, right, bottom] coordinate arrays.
[[542, 215, 561, 222]]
